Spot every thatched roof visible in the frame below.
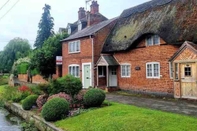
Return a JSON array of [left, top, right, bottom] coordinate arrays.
[[102, 0, 197, 53]]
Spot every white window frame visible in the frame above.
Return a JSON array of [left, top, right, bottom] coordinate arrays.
[[146, 62, 160, 79], [78, 21, 82, 31], [146, 35, 160, 46], [68, 64, 80, 77], [121, 64, 131, 78], [68, 40, 80, 53], [98, 66, 105, 77], [68, 26, 71, 35], [169, 62, 173, 79]]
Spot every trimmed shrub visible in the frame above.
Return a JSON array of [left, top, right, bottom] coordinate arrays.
[[47, 92, 72, 103], [22, 95, 38, 110], [50, 75, 82, 96], [84, 89, 105, 107], [41, 98, 69, 121], [36, 94, 48, 109]]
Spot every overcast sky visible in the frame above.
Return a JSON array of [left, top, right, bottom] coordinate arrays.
[[0, 0, 149, 51]]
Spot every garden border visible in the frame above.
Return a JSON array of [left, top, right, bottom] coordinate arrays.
[[4, 102, 64, 131]]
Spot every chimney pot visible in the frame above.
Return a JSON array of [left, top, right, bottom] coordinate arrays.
[[90, 0, 99, 14], [78, 7, 86, 20]]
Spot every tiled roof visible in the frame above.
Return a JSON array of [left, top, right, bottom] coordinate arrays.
[[62, 17, 117, 42]]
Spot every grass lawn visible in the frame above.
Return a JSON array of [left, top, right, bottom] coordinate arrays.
[[55, 102, 197, 131]]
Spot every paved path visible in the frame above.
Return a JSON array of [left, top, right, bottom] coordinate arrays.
[[106, 94, 197, 117]]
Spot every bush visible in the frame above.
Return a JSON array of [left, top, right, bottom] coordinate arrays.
[[41, 98, 69, 121], [50, 75, 82, 96], [0, 76, 8, 85], [17, 62, 29, 74], [84, 89, 105, 107], [47, 92, 72, 103], [22, 95, 38, 110], [74, 90, 88, 103], [29, 85, 42, 95], [36, 94, 48, 109], [37, 84, 50, 94]]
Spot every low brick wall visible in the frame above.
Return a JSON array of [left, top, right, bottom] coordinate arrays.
[[4, 103, 64, 131], [18, 74, 48, 84]]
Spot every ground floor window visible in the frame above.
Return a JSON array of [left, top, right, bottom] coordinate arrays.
[[121, 64, 131, 77], [146, 62, 160, 78], [98, 66, 105, 77], [69, 65, 80, 77]]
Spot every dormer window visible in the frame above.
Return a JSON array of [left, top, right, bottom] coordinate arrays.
[[78, 21, 82, 31], [146, 35, 160, 46], [68, 26, 71, 35]]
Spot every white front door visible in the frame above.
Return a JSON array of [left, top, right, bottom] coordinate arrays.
[[83, 63, 91, 88], [109, 67, 117, 87]]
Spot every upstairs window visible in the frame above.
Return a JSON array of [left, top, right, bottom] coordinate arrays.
[[146, 35, 160, 46], [68, 26, 71, 35], [69, 65, 80, 77], [146, 62, 160, 79], [78, 21, 82, 31], [68, 40, 80, 53]]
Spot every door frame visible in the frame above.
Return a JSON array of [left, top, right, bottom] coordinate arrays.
[[82, 63, 92, 88], [109, 66, 117, 87]]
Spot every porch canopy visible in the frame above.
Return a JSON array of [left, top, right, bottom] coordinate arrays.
[[96, 55, 119, 87]]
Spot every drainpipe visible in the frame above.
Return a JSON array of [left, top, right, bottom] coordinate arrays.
[[90, 35, 94, 87]]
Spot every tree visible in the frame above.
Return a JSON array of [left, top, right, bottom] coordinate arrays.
[[0, 38, 31, 72], [34, 4, 54, 48], [30, 33, 68, 78]]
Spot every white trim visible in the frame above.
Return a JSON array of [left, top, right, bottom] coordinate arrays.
[[68, 64, 80, 78], [169, 62, 173, 79], [121, 63, 131, 78], [68, 40, 81, 54], [146, 62, 160, 79], [82, 62, 92, 88]]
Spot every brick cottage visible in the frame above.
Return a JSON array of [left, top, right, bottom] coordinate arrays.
[[61, 0, 197, 99]]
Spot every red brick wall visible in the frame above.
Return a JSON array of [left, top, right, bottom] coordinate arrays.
[[18, 74, 47, 84], [114, 38, 180, 94], [62, 21, 116, 86]]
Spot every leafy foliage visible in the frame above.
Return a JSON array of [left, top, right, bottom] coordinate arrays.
[[47, 92, 72, 103], [41, 98, 69, 121], [36, 94, 48, 109], [31, 33, 68, 78], [0, 38, 31, 72], [84, 89, 105, 107], [50, 75, 82, 97], [0, 76, 8, 85], [22, 95, 38, 110], [34, 4, 54, 48], [16, 62, 29, 74], [74, 90, 88, 103]]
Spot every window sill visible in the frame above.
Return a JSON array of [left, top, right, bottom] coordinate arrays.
[[121, 76, 130, 78], [69, 51, 80, 54], [99, 75, 105, 78]]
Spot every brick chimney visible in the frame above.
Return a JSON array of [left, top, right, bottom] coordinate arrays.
[[78, 7, 86, 20], [90, 1, 99, 14]]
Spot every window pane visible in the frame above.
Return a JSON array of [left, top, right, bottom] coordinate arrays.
[[147, 36, 152, 46], [185, 67, 191, 77], [154, 64, 159, 77], [122, 66, 125, 76], [147, 64, 152, 77], [153, 35, 160, 45]]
